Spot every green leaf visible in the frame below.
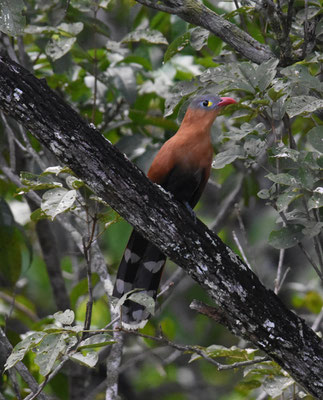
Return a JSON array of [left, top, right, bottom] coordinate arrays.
[[41, 166, 73, 176], [0, 199, 30, 285], [303, 291, 323, 314], [70, 351, 98, 368], [54, 310, 75, 325], [272, 146, 299, 162], [0, 0, 25, 36], [276, 191, 301, 212], [190, 345, 257, 363], [45, 36, 77, 61], [212, 146, 244, 169], [35, 333, 67, 376], [263, 376, 294, 397], [308, 187, 323, 209], [302, 222, 323, 238], [57, 22, 84, 36], [266, 173, 300, 187], [5, 332, 46, 371], [70, 275, 100, 310], [20, 171, 63, 192], [257, 189, 270, 199], [78, 334, 115, 350], [41, 188, 77, 220], [190, 27, 209, 51], [244, 137, 266, 158], [255, 58, 279, 92], [66, 175, 84, 189], [286, 96, 323, 118], [30, 208, 49, 222], [122, 29, 168, 45], [307, 126, 323, 154], [268, 225, 304, 249], [164, 31, 190, 63]]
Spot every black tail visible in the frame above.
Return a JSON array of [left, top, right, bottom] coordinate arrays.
[[113, 230, 166, 329]]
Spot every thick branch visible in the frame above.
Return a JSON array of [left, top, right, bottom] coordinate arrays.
[[135, 0, 275, 64], [0, 56, 322, 398]]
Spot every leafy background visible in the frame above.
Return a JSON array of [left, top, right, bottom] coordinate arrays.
[[0, 0, 322, 399]]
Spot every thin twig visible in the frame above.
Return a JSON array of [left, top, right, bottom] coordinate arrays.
[[312, 306, 323, 332], [120, 328, 268, 371], [274, 249, 285, 294], [232, 230, 252, 270], [82, 236, 94, 337]]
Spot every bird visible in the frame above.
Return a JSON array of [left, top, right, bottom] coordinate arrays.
[[113, 94, 236, 329]]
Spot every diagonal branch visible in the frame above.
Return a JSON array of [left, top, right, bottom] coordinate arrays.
[[135, 0, 275, 64], [0, 56, 322, 398]]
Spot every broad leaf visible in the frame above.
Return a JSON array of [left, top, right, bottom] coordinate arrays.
[[269, 225, 304, 249], [286, 96, 323, 118], [41, 188, 77, 220], [307, 126, 323, 154], [70, 351, 98, 368], [122, 29, 168, 45], [35, 333, 67, 376], [0, 0, 25, 36], [212, 146, 244, 169], [255, 58, 279, 92], [54, 310, 75, 325], [5, 332, 46, 370], [46, 36, 77, 61]]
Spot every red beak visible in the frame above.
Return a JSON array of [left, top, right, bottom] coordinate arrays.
[[218, 97, 237, 107]]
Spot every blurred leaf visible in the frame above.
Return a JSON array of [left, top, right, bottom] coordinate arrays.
[[164, 31, 190, 63], [20, 171, 63, 192], [276, 191, 301, 212], [41, 188, 77, 220], [286, 96, 323, 118], [0, 199, 31, 285], [303, 291, 323, 314], [70, 351, 98, 368], [5, 332, 46, 370], [57, 22, 84, 36], [70, 274, 99, 310], [54, 310, 75, 325], [78, 334, 115, 350], [46, 36, 77, 61], [190, 345, 257, 363], [35, 333, 67, 376], [307, 126, 323, 153], [308, 187, 323, 209], [190, 27, 209, 50], [266, 173, 300, 187], [66, 175, 84, 189], [212, 146, 244, 169], [244, 137, 266, 158], [269, 225, 304, 249], [42, 166, 73, 176], [257, 189, 270, 199], [122, 29, 168, 45], [255, 58, 279, 92], [0, 0, 25, 36], [263, 376, 294, 397]]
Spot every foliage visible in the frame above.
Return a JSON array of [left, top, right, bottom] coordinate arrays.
[[0, 0, 322, 399]]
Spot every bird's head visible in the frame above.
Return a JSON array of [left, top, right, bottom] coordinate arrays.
[[182, 94, 236, 129], [189, 94, 236, 111]]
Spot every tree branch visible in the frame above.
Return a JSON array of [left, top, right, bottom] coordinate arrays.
[[0, 56, 322, 398], [135, 0, 275, 64]]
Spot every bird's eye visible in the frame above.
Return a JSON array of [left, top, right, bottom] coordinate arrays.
[[202, 100, 213, 108]]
